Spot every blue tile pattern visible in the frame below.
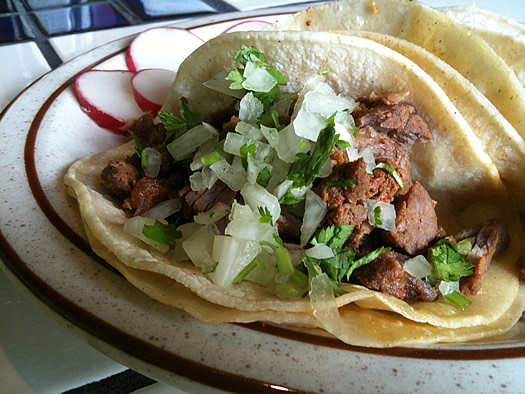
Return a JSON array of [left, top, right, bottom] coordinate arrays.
[[34, 3, 128, 35], [0, 0, 17, 14], [122, 0, 216, 20], [0, 14, 29, 43], [24, 0, 95, 10]]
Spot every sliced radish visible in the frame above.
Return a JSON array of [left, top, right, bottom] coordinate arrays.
[[131, 68, 177, 116], [222, 20, 272, 34], [75, 70, 144, 135], [126, 27, 205, 72]]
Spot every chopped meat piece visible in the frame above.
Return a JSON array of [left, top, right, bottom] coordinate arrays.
[[219, 115, 241, 140], [384, 182, 440, 255], [353, 91, 433, 144], [352, 251, 439, 302], [182, 181, 237, 214], [516, 253, 525, 283], [355, 127, 412, 194], [100, 158, 140, 200], [450, 221, 510, 295], [123, 177, 172, 216], [133, 113, 174, 153], [277, 209, 302, 243], [330, 146, 349, 167]]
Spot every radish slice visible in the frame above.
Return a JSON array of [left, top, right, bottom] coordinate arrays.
[[126, 27, 205, 72], [131, 68, 177, 115], [74, 70, 144, 135], [222, 20, 271, 34]]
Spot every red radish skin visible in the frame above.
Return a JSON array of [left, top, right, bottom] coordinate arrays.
[[126, 27, 205, 72], [131, 68, 177, 116], [75, 70, 145, 135], [221, 20, 271, 34]]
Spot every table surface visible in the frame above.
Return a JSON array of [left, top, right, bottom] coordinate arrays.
[[1, 0, 523, 392]]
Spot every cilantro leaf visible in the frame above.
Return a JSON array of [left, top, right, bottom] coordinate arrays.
[[235, 44, 266, 66], [267, 68, 287, 85], [326, 178, 355, 187], [158, 102, 202, 136], [239, 143, 257, 169], [311, 225, 355, 252], [280, 116, 338, 204], [253, 85, 281, 111], [345, 246, 391, 280], [428, 239, 474, 282], [444, 290, 472, 310], [142, 221, 182, 246], [375, 162, 405, 190], [373, 206, 383, 226], [128, 130, 143, 156], [225, 68, 245, 90], [256, 166, 272, 187]]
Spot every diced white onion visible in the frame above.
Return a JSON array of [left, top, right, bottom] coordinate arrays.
[[300, 190, 327, 246], [173, 222, 203, 261], [260, 125, 279, 147], [242, 62, 277, 93], [124, 216, 169, 253], [235, 121, 263, 140], [182, 224, 219, 273], [274, 179, 294, 200], [292, 108, 327, 142], [241, 183, 281, 225], [142, 198, 182, 220], [318, 157, 332, 178], [189, 171, 206, 192], [404, 255, 432, 279], [360, 147, 376, 174], [305, 243, 334, 259], [266, 158, 290, 194], [245, 250, 278, 286], [203, 71, 246, 99], [239, 92, 264, 121], [439, 280, 460, 296], [167, 122, 218, 161], [143, 147, 161, 178], [364, 199, 397, 232], [210, 157, 247, 191], [302, 91, 354, 119], [290, 184, 312, 198], [309, 273, 343, 336], [275, 123, 310, 163], [194, 202, 230, 224], [210, 235, 262, 287]]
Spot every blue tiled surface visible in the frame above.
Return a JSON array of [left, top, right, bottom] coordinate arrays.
[[122, 0, 216, 20], [34, 3, 128, 35], [0, 14, 30, 43], [24, 0, 95, 10], [0, 1, 17, 14]]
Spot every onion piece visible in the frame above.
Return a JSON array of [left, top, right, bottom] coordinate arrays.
[[194, 202, 230, 224], [300, 190, 327, 246], [242, 61, 277, 92], [305, 243, 334, 259], [182, 224, 219, 273], [439, 280, 460, 296], [404, 255, 432, 279], [364, 199, 396, 232], [142, 147, 161, 177], [245, 250, 278, 286], [235, 121, 263, 140], [167, 122, 218, 161], [210, 235, 262, 287], [309, 273, 343, 336], [239, 92, 264, 121], [275, 123, 310, 163], [173, 222, 202, 261], [241, 183, 281, 224], [210, 157, 247, 191], [142, 198, 182, 219]]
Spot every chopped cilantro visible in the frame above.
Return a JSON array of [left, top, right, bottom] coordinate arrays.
[[451, 239, 472, 256], [128, 130, 143, 156], [352, 126, 359, 138], [373, 206, 383, 226], [142, 221, 182, 246], [279, 116, 338, 204], [158, 102, 202, 136], [257, 206, 273, 224], [256, 166, 272, 187], [375, 162, 405, 190], [345, 246, 391, 280], [233, 257, 259, 283], [428, 239, 474, 282], [326, 178, 355, 187], [235, 44, 266, 66], [253, 85, 282, 111], [240, 143, 257, 169], [335, 140, 351, 150], [320, 68, 329, 77], [225, 68, 245, 90], [444, 290, 472, 310], [201, 150, 222, 166]]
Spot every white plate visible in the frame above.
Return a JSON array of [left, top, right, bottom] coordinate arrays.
[[1, 7, 525, 393]]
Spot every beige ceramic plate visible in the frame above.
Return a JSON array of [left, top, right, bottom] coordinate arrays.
[[1, 6, 525, 392]]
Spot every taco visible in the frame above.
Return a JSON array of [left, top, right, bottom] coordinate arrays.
[[268, 0, 525, 211], [65, 30, 524, 347]]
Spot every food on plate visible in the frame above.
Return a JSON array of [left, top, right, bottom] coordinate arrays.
[[268, 0, 525, 211], [131, 69, 177, 116], [65, 28, 525, 347]]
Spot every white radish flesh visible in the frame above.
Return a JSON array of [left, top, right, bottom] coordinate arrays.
[[131, 68, 176, 115], [74, 70, 144, 134], [126, 27, 205, 72]]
